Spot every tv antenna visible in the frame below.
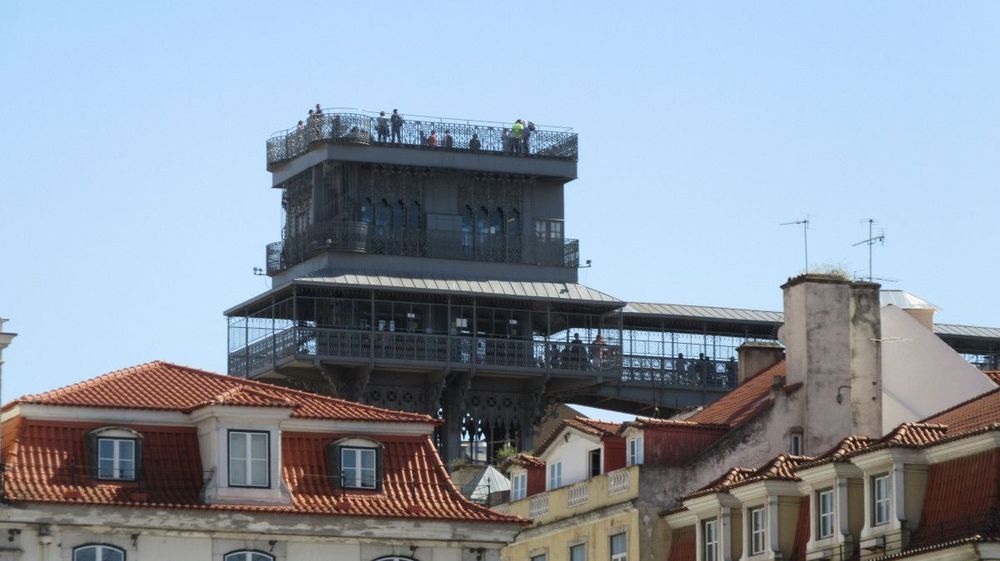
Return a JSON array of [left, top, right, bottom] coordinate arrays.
[[852, 218, 886, 282], [780, 217, 810, 272]]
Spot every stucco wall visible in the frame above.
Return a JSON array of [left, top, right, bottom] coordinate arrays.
[[502, 508, 637, 561]]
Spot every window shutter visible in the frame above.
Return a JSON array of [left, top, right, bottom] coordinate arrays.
[[375, 445, 384, 492], [325, 442, 342, 489], [85, 432, 98, 479]]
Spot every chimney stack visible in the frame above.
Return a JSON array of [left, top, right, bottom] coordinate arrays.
[[736, 341, 785, 385], [780, 274, 882, 452]]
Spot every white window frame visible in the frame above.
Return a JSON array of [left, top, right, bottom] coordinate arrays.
[[872, 474, 891, 526], [97, 437, 136, 481], [341, 447, 377, 489], [703, 518, 718, 561], [73, 544, 125, 561], [627, 436, 643, 466], [610, 532, 628, 561], [549, 461, 563, 489], [511, 472, 527, 500], [817, 488, 835, 539], [749, 506, 766, 555], [228, 430, 270, 488], [789, 433, 803, 456], [569, 543, 586, 561], [224, 551, 275, 561]]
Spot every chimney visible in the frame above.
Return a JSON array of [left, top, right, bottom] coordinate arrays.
[[736, 341, 785, 384], [780, 274, 882, 452]]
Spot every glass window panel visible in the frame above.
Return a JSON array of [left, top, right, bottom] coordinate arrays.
[[230, 432, 247, 459], [74, 546, 98, 561], [251, 554, 273, 561], [101, 548, 124, 561], [230, 457, 247, 485], [251, 459, 269, 486], [570, 544, 585, 561], [118, 440, 135, 459], [611, 533, 627, 555], [360, 449, 375, 469], [250, 433, 268, 460], [98, 458, 115, 479], [98, 439, 115, 460]]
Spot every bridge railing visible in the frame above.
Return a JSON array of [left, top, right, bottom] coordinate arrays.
[[266, 110, 578, 167], [230, 326, 736, 391]]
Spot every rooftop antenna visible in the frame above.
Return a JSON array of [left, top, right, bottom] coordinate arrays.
[[780, 217, 810, 272], [852, 219, 885, 282]]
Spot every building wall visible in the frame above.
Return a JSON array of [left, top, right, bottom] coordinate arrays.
[[603, 438, 626, 473], [502, 508, 637, 561], [541, 431, 604, 489], [880, 305, 997, 433], [642, 427, 727, 466]]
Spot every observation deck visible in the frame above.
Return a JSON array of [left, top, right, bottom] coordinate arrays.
[[265, 109, 579, 181]]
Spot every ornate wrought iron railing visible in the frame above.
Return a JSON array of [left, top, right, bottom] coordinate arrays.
[[265, 221, 580, 274], [230, 326, 742, 393], [266, 110, 578, 167]]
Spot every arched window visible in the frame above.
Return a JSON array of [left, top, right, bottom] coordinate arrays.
[[375, 199, 390, 238], [408, 201, 422, 231], [361, 197, 373, 224], [461, 205, 475, 255], [393, 200, 405, 235], [224, 551, 274, 561], [374, 557, 419, 561], [73, 544, 125, 561]]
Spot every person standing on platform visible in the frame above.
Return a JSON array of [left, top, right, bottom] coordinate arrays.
[[377, 111, 390, 143], [390, 109, 404, 143], [511, 120, 524, 154]]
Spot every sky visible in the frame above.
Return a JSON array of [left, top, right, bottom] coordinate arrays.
[[2, 2, 1000, 421]]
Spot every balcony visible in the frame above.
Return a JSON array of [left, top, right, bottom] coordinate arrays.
[[266, 221, 580, 274], [505, 466, 640, 525], [266, 109, 578, 168], [228, 326, 623, 379]]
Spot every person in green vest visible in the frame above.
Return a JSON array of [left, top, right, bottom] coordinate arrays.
[[511, 120, 524, 154]]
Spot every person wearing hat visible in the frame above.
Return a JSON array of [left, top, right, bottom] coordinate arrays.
[[390, 109, 404, 143]]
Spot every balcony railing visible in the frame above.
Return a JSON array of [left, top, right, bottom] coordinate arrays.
[[620, 355, 737, 389], [567, 482, 589, 507], [230, 326, 624, 378], [266, 109, 578, 167], [607, 467, 631, 496], [266, 221, 580, 274], [528, 493, 549, 517]]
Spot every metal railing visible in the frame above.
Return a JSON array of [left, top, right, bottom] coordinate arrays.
[[620, 355, 737, 389], [267, 222, 579, 274], [267, 110, 578, 166], [229, 326, 748, 392]]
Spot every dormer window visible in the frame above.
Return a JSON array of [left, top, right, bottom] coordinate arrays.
[[627, 435, 643, 466], [228, 430, 270, 488], [342, 447, 377, 489], [87, 427, 142, 482], [74, 544, 125, 561], [98, 438, 136, 481], [702, 518, 718, 561], [817, 488, 835, 539], [749, 507, 766, 555], [512, 472, 527, 500], [326, 437, 384, 491], [872, 474, 890, 525]]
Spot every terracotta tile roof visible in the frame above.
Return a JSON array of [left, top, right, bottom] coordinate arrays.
[[682, 454, 811, 500], [878, 422, 949, 447], [623, 418, 730, 432], [666, 526, 696, 561], [535, 417, 622, 456], [985, 371, 1000, 385], [796, 435, 877, 470], [908, 448, 1000, 551], [687, 361, 786, 426], [500, 453, 545, 471], [7, 361, 434, 424], [2, 419, 522, 524], [923, 387, 1000, 435]]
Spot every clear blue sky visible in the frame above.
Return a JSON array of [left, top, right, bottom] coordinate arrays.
[[2, 2, 999, 415]]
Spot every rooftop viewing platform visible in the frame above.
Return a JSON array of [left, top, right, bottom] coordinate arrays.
[[266, 107, 579, 171]]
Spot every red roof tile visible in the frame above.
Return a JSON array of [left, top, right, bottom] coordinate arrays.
[[2, 419, 521, 524], [7, 361, 434, 424], [624, 418, 730, 432], [797, 435, 877, 470], [908, 448, 1000, 550], [682, 454, 811, 500], [984, 371, 1000, 385], [923, 387, 1000, 436], [787, 496, 811, 561], [535, 417, 622, 455], [687, 361, 786, 426], [500, 453, 545, 471]]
